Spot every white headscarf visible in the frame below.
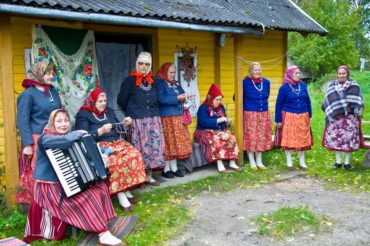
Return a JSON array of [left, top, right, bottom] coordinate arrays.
[[136, 51, 152, 75]]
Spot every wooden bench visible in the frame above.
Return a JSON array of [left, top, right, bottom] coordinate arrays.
[[363, 121, 370, 147], [362, 121, 370, 168]]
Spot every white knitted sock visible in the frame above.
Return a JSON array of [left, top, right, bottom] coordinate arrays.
[[164, 161, 171, 173], [285, 150, 293, 167], [256, 152, 265, 167], [170, 159, 178, 172], [217, 160, 226, 172], [125, 190, 133, 198], [99, 230, 121, 245], [247, 152, 257, 168], [344, 152, 351, 165], [229, 160, 239, 169], [298, 151, 307, 168], [117, 192, 131, 208], [335, 151, 342, 164]]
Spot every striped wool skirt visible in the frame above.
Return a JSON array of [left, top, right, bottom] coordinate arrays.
[[243, 111, 272, 152], [24, 180, 116, 241], [323, 114, 362, 152], [161, 116, 192, 160], [194, 129, 239, 163], [16, 134, 40, 204], [98, 139, 147, 194], [130, 116, 166, 170], [281, 112, 313, 151]]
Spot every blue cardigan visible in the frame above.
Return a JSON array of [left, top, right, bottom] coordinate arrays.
[[117, 76, 160, 119], [243, 77, 270, 112], [156, 79, 185, 117], [17, 86, 62, 145], [75, 107, 121, 142], [33, 131, 85, 182], [275, 82, 312, 123], [196, 104, 228, 131]]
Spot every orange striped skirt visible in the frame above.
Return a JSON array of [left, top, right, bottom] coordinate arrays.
[[281, 112, 313, 150]]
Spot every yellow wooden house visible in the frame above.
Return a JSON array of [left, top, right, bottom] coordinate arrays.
[[0, 0, 327, 205]]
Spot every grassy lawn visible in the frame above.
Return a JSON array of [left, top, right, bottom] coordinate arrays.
[[1, 71, 369, 245]]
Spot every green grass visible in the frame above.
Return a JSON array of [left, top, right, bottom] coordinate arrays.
[[1, 71, 369, 245], [250, 205, 325, 239]]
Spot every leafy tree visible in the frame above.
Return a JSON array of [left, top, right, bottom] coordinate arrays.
[[289, 0, 365, 78]]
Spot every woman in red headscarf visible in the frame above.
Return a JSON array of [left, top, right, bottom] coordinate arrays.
[[322, 65, 364, 171], [275, 65, 313, 169], [194, 83, 242, 174], [16, 61, 62, 208], [75, 88, 146, 211], [156, 62, 192, 178]]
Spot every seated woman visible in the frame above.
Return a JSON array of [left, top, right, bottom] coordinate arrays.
[[194, 83, 242, 174], [24, 109, 125, 246], [75, 88, 146, 211]]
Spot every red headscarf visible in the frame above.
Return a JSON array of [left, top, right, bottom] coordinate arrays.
[[204, 83, 225, 117], [156, 62, 176, 83], [22, 61, 55, 95], [80, 88, 108, 116], [130, 71, 154, 87]]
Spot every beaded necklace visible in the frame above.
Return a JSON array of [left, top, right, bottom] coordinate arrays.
[[92, 113, 107, 122], [289, 83, 301, 95], [252, 79, 263, 92]]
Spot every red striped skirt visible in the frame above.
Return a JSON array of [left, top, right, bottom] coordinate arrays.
[[243, 111, 272, 152], [194, 129, 239, 163], [31, 181, 115, 233], [281, 112, 313, 151], [161, 116, 192, 160], [98, 139, 147, 194], [16, 134, 40, 204]]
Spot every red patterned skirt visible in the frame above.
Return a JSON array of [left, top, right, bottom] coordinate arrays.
[[24, 181, 116, 241], [281, 112, 313, 151], [98, 139, 147, 194], [194, 129, 239, 163], [161, 116, 192, 160], [243, 111, 272, 152], [16, 134, 40, 204]]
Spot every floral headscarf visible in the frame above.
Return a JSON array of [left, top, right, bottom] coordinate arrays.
[[283, 65, 301, 85], [79, 88, 107, 116], [44, 109, 69, 135], [22, 61, 56, 95], [156, 62, 176, 83]]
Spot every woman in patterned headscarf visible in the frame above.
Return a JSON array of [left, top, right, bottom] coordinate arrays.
[[275, 65, 313, 170], [117, 52, 165, 186], [194, 83, 242, 174], [156, 62, 192, 179], [16, 61, 62, 207], [322, 65, 364, 171]]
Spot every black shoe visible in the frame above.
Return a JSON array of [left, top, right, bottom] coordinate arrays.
[[344, 164, 353, 171], [333, 163, 342, 169], [172, 170, 184, 177], [161, 171, 174, 178]]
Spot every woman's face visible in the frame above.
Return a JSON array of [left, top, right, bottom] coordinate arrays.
[[292, 69, 301, 81], [54, 112, 69, 134], [167, 66, 176, 82], [137, 59, 151, 75], [95, 93, 107, 113], [337, 68, 348, 83], [213, 96, 223, 108], [251, 65, 262, 78], [42, 71, 54, 85]]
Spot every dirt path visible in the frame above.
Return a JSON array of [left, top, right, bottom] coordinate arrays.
[[168, 174, 370, 246]]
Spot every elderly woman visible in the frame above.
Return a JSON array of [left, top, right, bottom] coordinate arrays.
[[156, 62, 192, 178], [243, 62, 272, 171], [16, 61, 62, 206], [75, 88, 146, 211], [24, 109, 126, 246], [194, 83, 242, 174], [322, 65, 364, 171], [117, 52, 165, 186], [275, 66, 313, 169]]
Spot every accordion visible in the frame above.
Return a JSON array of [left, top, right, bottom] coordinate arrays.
[[45, 134, 110, 198]]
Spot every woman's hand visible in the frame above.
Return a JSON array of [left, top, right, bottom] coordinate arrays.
[[98, 124, 112, 136], [217, 117, 228, 124], [123, 117, 133, 126], [276, 122, 282, 128], [23, 145, 33, 159], [177, 94, 187, 102]]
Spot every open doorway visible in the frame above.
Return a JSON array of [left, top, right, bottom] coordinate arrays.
[[95, 32, 151, 120]]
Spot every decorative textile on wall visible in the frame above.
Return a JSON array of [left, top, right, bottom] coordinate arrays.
[[175, 44, 200, 117], [32, 26, 98, 126]]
